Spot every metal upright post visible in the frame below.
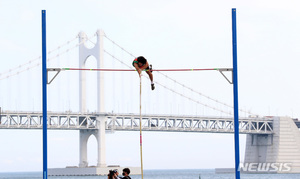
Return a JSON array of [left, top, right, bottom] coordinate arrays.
[[41, 10, 48, 179], [232, 8, 241, 179]]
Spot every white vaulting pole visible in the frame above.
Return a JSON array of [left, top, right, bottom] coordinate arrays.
[[139, 76, 144, 179]]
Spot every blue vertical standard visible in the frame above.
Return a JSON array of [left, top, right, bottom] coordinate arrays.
[[41, 10, 48, 179], [232, 8, 241, 179]]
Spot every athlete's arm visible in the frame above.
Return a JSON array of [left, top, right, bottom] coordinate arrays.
[[133, 63, 142, 76]]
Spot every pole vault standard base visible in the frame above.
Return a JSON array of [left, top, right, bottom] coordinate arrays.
[[48, 166, 141, 176]]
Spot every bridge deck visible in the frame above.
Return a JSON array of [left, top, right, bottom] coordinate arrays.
[[0, 112, 273, 134]]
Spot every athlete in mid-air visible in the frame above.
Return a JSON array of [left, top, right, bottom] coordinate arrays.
[[132, 56, 155, 90]]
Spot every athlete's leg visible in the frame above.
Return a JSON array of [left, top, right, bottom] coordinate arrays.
[[146, 71, 155, 90], [146, 71, 153, 82]]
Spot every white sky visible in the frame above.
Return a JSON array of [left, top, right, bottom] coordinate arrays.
[[0, 0, 300, 173]]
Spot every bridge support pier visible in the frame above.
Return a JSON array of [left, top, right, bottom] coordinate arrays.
[[79, 116, 106, 168], [79, 129, 90, 167], [96, 116, 106, 167], [244, 117, 300, 173]]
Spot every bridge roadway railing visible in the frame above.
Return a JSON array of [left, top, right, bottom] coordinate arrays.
[[0, 112, 273, 134], [106, 114, 273, 134], [0, 112, 98, 130]]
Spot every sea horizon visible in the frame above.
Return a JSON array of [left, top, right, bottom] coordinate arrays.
[[1, 169, 300, 179]]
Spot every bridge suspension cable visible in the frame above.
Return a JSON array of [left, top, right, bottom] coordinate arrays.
[[74, 38, 235, 115], [0, 34, 96, 80], [98, 51, 233, 115], [103, 35, 256, 116]]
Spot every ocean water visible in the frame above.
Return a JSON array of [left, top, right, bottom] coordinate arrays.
[[1, 169, 300, 179]]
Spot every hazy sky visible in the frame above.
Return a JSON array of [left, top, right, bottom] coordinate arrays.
[[1, 0, 300, 173]]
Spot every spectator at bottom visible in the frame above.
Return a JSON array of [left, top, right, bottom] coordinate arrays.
[[121, 168, 131, 179]]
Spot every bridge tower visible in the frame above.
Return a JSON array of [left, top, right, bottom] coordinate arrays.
[[78, 29, 106, 167], [244, 117, 300, 173]]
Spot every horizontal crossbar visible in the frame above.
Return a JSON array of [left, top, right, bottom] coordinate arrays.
[[48, 68, 233, 72]]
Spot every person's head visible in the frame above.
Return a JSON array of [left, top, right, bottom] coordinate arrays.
[[108, 170, 116, 179], [137, 56, 147, 66], [122, 168, 130, 176], [113, 169, 119, 176]]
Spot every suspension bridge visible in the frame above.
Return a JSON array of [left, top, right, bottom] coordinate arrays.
[[0, 112, 273, 134], [1, 25, 300, 177]]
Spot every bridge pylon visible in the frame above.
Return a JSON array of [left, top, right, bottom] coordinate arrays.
[[79, 29, 105, 113], [78, 30, 106, 168]]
